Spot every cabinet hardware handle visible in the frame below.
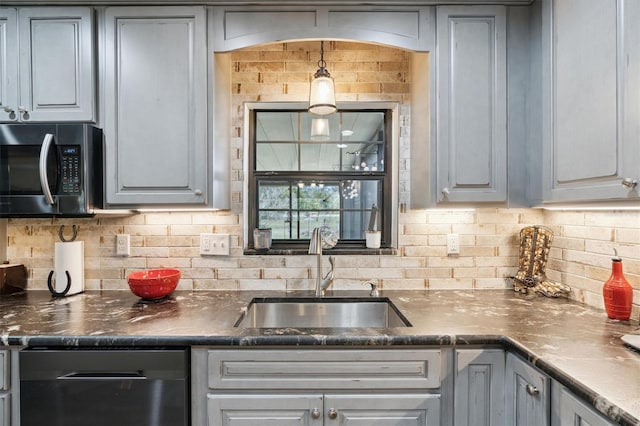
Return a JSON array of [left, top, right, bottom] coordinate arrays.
[[311, 408, 320, 419], [621, 178, 638, 189], [3, 106, 14, 113], [328, 408, 338, 419], [18, 106, 29, 121], [526, 383, 540, 396], [194, 189, 203, 196]]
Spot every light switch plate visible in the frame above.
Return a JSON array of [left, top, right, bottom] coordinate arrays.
[[116, 234, 130, 256], [200, 233, 230, 256]]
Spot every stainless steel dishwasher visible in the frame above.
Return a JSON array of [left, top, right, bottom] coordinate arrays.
[[19, 348, 189, 426]]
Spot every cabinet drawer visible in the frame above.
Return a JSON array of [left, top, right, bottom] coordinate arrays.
[[208, 349, 441, 390]]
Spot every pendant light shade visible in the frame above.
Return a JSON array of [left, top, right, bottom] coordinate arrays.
[[309, 41, 337, 115], [310, 118, 330, 140]]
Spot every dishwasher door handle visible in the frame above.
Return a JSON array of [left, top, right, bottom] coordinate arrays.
[[57, 371, 147, 380]]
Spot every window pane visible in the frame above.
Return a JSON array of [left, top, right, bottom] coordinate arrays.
[[297, 182, 340, 210], [341, 180, 381, 239], [259, 210, 298, 240], [340, 143, 384, 172], [341, 111, 385, 142], [256, 112, 298, 141], [256, 143, 298, 171], [300, 144, 342, 171], [299, 211, 340, 239], [342, 180, 381, 208], [258, 181, 291, 209]]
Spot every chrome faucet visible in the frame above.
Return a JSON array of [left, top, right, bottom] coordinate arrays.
[[309, 227, 335, 296]]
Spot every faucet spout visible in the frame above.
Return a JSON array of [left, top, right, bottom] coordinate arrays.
[[309, 227, 333, 296], [309, 227, 322, 255]]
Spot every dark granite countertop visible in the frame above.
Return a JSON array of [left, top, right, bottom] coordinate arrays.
[[0, 289, 638, 425]]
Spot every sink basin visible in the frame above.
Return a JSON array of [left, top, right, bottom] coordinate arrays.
[[234, 297, 411, 328]]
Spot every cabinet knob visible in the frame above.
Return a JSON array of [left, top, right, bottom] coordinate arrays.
[[526, 383, 540, 396], [3, 106, 14, 113], [311, 408, 321, 419], [18, 107, 29, 121], [621, 178, 638, 189], [194, 189, 203, 196], [328, 408, 338, 419]]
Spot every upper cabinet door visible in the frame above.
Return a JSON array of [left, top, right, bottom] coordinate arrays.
[[542, 0, 639, 202], [17, 7, 95, 122], [104, 6, 208, 206], [436, 6, 507, 203], [0, 9, 18, 122]]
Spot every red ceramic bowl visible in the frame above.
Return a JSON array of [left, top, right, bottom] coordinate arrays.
[[127, 268, 180, 300]]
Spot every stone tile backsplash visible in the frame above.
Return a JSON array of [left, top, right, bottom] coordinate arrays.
[[6, 208, 639, 321]]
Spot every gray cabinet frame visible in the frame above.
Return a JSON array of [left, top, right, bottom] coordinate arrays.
[[0, 7, 94, 123]]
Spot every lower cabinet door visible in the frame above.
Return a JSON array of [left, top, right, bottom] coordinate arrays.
[[0, 393, 9, 426], [505, 353, 550, 426], [208, 394, 323, 426], [551, 381, 615, 426], [454, 349, 505, 426], [208, 393, 440, 426], [324, 393, 441, 426]]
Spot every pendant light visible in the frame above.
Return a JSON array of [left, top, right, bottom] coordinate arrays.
[[310, 118, 330, 141], [309, 41, 337, 115]]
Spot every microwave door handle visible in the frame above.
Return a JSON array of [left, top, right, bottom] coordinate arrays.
[[39, 133, 56, 205]]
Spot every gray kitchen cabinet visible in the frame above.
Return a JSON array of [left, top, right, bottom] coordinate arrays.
[[0, 395, 7, 426], [0, 350, 7, 426], [0, 7, 94, 123], [209, 394, 324, 426], [435, 6, 507, 203], [505, 352, 551, 426], [209, 393, 440, 425], [551, 381, 615, 426], [540, 0, 639, 203], [454, 349, 505, 426], [0, 350, 18, 426], [104, 6, 208, 206], [194, 348, 443, 426], [324, 394, 440, 425]]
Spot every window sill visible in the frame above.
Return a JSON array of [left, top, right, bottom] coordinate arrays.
[[244, 247, 397, 256]]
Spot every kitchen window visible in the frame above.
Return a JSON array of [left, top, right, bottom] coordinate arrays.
[[246, 108, 394, 253]]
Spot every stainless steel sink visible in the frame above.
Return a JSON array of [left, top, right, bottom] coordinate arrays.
[[234, 297, 411, 328]]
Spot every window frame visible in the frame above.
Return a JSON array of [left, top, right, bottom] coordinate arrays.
[[244, 102, 398, 254]]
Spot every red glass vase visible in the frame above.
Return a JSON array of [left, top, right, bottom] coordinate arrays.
[[602, 257, 633, 320]]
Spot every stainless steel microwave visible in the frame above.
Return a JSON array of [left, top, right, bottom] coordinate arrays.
[[0, 124, 103, 217]]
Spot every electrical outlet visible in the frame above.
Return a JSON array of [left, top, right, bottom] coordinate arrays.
[[200, 233, 230, 256], [116, 234, 130, 256], [446, 233, 460, 255]]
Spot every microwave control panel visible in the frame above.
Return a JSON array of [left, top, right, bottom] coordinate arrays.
[[60, 146, 81, 194]]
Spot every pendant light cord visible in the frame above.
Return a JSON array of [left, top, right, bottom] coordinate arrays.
[[314, 41, 330, 78]]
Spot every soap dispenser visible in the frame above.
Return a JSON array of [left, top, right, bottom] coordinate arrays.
[[602, 249, 633, 321]]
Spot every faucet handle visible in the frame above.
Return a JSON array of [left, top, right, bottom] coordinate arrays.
[[363, 280, 379, 297]]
